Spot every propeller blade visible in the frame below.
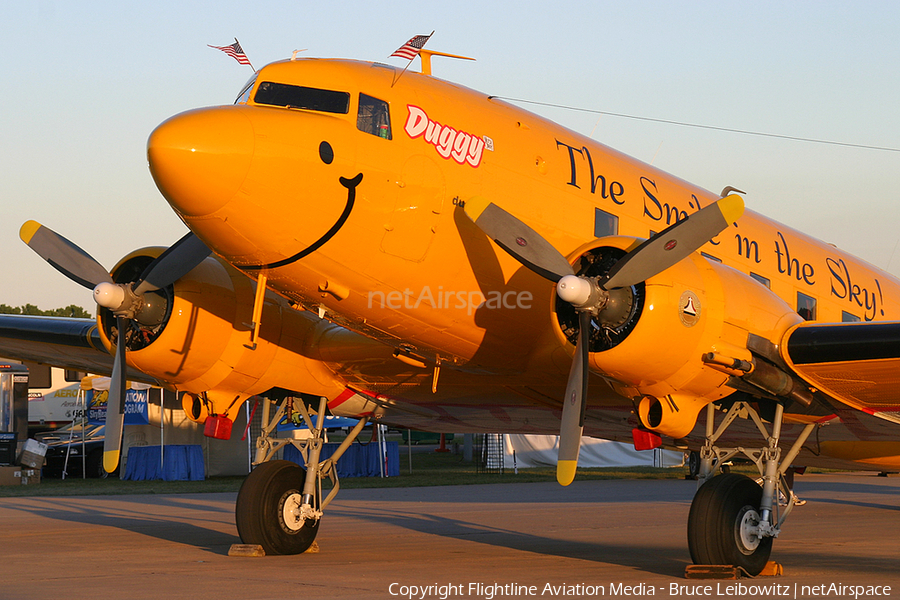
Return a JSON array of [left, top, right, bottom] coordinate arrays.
[[103, 316, 127, 474], [19, 220, 113, 289], [602, 194, 744, 290], [464, 197, 575, 282], [133, 232, 211, 295], [557, 311, 591, 486]]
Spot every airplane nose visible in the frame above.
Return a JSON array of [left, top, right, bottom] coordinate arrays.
[[148, 107, 254, 217]]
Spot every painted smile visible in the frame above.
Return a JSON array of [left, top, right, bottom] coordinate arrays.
[[244, 172, 363, 271]]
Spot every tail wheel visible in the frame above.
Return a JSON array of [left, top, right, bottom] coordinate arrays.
[[235, 460, 320, 555], [687, 473, 773, 575]]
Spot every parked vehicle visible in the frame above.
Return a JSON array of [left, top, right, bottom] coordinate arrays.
[[36, 421, 115, 478]]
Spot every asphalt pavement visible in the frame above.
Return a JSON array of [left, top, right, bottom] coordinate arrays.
[[0, 472, 897, 600]]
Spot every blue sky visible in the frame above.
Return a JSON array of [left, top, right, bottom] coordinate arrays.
[[2, 1, 898, 310]]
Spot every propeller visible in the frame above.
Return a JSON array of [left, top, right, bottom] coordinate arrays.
[[105, 315, 127, 473], [19, 220, 211, 472], [464, 194, 744, 485]]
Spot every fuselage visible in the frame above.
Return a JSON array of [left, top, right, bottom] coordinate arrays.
[[147, 57, 900, 382]]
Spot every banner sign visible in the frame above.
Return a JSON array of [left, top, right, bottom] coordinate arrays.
[[87, 388, 150, 425]]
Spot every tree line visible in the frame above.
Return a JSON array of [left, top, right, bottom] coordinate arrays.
[[0, 304, 92, 318]]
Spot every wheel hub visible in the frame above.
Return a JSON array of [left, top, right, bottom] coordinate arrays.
[[279, 491, 305, 532], [735, 505, 762, 553]]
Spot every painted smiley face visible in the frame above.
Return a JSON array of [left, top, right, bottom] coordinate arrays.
[[245, 141, 363, 271]]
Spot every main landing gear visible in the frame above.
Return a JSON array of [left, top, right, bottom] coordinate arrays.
[[687, 399, 816, 575], [235, 396, 369, 555]]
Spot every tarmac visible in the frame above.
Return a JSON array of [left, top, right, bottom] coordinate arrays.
[[0, 472, 897, 600]]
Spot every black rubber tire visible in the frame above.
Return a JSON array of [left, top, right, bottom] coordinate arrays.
[[235, 460, 320, 555], [85, 448, 112, 479], [687, 473, 773, 575], [688, 451, 701, 479]]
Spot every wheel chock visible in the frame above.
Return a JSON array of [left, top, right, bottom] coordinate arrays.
[[227, 542, 319, 557], [228, 544, 266, 557], [684, 565, 743, 579], [685, 562, 783, 579]]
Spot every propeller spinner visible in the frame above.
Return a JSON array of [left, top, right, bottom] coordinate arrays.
[[19, 220, 210, 472], [464, 195, 744, 485]]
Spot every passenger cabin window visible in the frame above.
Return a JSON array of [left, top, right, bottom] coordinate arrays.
[[701, 252, 722, 263], [797, 292, 817, 321], [254, 82, 350, 114], [842, 311, 861, 323], [594, 209, 618, 237], [357, 94, 392, 139], [750, 273, 771, 289]]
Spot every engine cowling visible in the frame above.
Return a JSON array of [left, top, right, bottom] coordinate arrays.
[[95, 248, 346, 424], [555, 237, 804, 439]]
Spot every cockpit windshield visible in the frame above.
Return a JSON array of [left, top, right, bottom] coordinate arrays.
[[234, 75, 257, 104], [357, 94, 391, 139], [254, 82, 350, 114]]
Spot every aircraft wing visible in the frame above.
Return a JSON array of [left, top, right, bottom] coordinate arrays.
[[782, 320, 900, 425], [0, 314, 118, 376]]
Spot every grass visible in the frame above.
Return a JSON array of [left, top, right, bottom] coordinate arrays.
[[0, 446, 707, 498], [0, 475, 247, 498]]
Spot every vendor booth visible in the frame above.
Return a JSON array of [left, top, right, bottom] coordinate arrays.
[[53, 377, 251, 479]]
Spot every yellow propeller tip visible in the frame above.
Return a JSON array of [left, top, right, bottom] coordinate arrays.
[[103, 450, 120, 474], [719, 194, 745, 224], [556, 460, 577, 486], [19, 220, 42, 244], [463, 196, 491, 222]]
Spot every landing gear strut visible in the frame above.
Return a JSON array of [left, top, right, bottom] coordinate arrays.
[[687, 400, 815, 575], [235, 395, 369, 555]]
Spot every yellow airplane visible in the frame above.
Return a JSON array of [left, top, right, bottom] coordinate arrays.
[[6, 50, 900, 575]]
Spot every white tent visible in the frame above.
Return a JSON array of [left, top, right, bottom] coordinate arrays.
[[504, 434, 683, 468]]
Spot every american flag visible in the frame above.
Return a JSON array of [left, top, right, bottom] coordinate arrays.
[[208, 39, 253, 67], [391, 34, 432, 61]]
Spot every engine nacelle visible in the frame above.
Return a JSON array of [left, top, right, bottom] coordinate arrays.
[[555, 237, 804, 439], [96, 248, 346, 424]]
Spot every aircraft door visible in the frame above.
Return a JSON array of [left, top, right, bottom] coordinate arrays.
[[380, 154, 445, 262]]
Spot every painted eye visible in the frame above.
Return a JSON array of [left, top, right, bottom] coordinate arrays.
[[319, 141, 334, 164]]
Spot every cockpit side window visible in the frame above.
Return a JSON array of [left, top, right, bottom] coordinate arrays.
[[357, 94, 392, 139], [235, 75, 258, 104], [254, 82, 350, 114]]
